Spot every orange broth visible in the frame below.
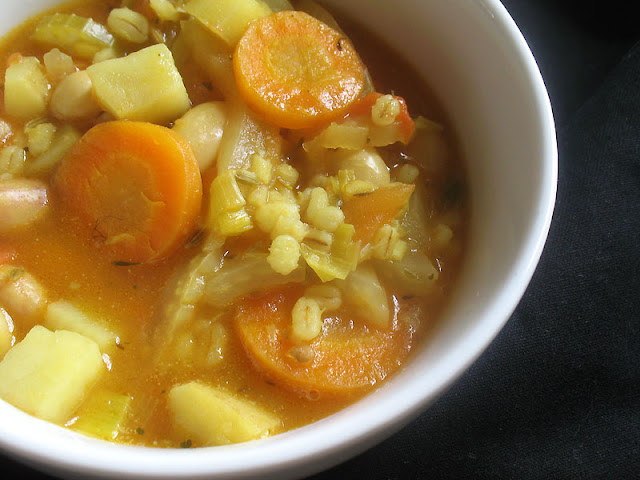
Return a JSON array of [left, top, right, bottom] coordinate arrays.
[[0, 0, 467, 448]]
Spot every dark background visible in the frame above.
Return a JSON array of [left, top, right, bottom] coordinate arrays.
[[2, 1, 639, 478]]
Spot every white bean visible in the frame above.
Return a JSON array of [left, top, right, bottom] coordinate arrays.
[[0, 179, 48, 233], [333, 148, 390, 186], [173, 102, 226, 172], [50, 70, 102, 121]]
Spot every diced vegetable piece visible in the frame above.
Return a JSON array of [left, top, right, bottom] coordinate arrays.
[[301, 223, 359, 282], [50, 70, 102, 121], [174, 19, 236, 100], [26, 125, 81, 176], [183, 0, 271, 46], [54, 121, 202, 264], [3, 56, 50, 120], [71, 389, 131, 441], [31, 13, 113, 60], [168, 381, 281, 446], [235, 286, 415, 397], [173, 102, 226, 172], [375, 251, 439, 297], [87, 44, 190, 125], [0, 307, 14, 359], [208, 170, 246, 220], [45, 301, 118, 352], [149, 0, 182, 22], [216, 101, 283, 171], [336, 263, 389, 329], [0, 265, 47, 320], [0, 325, 104, 423], [304, 120, 369, 151], [0, 179, 48, 234], [202, 252, 305, 308], [342, 183, 414, 243], [42, 48, 76, 84], [233, 11, 366, 129]]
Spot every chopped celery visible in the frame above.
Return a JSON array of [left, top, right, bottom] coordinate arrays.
[[215, 209, 253, 237], [71, 389, 131, 441], [202, 252, 305, 308], [302, 223, 359, 282], [208, 171, 246, 219], [31, 14, 113, 60]]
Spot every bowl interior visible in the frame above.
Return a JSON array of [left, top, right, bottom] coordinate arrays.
[[0, 1, 556, 479]]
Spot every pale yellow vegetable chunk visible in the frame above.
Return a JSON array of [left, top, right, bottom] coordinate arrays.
[[337, 262, 390, 329], [3, 56, 50, 119], [184, 0, 271, 46], [0, 307, 14, 359], [0, 325, 104, 423], [45, 300, 118, 352], [168, 382, 280, 446], [173, 102, 226, 172], [87, 43, 190, 125]]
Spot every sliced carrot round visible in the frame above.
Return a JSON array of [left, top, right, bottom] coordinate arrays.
[[235, 286, 416, 399], [233, 11, 366, 130], [54, 120, 202, 264]]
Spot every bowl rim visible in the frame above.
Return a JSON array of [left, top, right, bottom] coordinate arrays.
[[0, 0, 558, 478]]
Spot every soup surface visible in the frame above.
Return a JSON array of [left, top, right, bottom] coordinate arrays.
[[0, 0, 467, 448]]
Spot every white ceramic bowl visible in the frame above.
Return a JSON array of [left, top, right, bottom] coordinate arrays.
[[0, 0, 557, 478]]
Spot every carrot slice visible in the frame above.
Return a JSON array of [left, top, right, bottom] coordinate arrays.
[[54, 120, 202, 264], [233, 11, 366, 129], [235, 286, 415, 399], [342, 183, 415, 243]]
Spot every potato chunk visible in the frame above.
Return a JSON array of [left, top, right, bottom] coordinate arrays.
[[184, 0, 271, 46], [168, 382, 280, 446], [45, 301, 118, 352], [87, 43, 190, 125], [3, 56, 50, 119], [0, 326, 104, 423]]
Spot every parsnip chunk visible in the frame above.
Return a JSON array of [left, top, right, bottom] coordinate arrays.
[[0, 326, 104, 423], [168, 381, 280, 446], [87, 43, 190, 125]]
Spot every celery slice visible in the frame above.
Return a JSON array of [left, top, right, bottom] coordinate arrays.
[[302, 223, 359, 282], [71, 389, 131, 441], [31, 14, 113, 60]]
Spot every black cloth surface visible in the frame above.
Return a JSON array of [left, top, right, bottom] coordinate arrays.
[[2, 1, 639, 479]]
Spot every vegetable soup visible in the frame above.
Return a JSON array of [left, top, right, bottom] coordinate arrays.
[[0, 0, 467, 448]]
